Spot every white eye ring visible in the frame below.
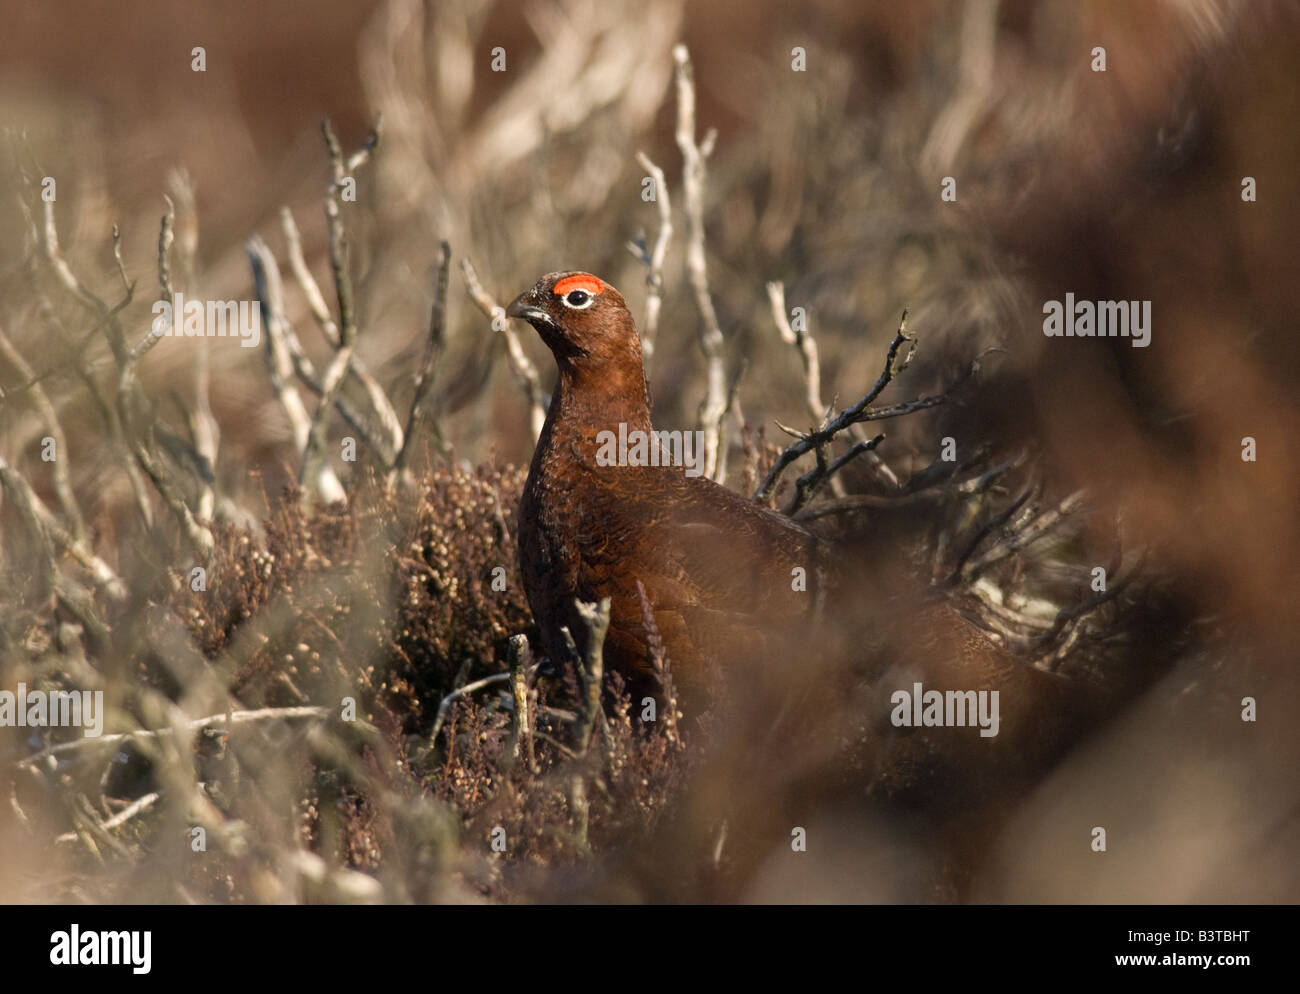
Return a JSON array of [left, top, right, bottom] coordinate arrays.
[[561, 289, 595, 309]]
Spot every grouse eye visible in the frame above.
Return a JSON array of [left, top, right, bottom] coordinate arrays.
[[563, 289, 593, 309]]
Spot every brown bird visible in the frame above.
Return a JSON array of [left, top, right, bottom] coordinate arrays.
[[506, 271, 1139, 900], [507, 271, 823, 708]]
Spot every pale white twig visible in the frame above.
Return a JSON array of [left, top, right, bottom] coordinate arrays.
[[766, 280, 823, 424], [168, 170, 218, 522], [429, 671, 513, 749], [17, 706, 332, 770], [0, 323, 87, 541], [629, 151, 673, 367], [299, 118, 381, 503], [673, 44, 727, 483], [280, 207, 404, 465], [55, 792, 160, 845], [247, 236, 346, 504], [462, 257, 546, 438], [767, 281, 898, 494], [19, 193, 152, 529], [0, 456, 125, 600]]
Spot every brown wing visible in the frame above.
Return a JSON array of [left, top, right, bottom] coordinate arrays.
[[568, 468, 824, 698]]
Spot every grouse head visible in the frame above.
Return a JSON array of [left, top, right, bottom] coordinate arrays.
[[507, 271, 641, 371]]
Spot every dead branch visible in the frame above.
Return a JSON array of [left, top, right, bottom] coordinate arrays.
[[32, 190, 213, 558], [298, 118, 382, 503], [247, 235, 347, 504], [509, 633, 536, 769], [792, 449, 1025, 522], [963, 489, 1087, 581], [0, 453, 125, 601], [788, 432, 885, 514], [11, 194, 152, 531], [461, 256, 547, 438], [568, 596, 611, 755], [394, 240, 451, 480], [768, 280, 903, 496], [628, 151, 672, 367], [55, 792, 160, 845], [280, 205, 404, 466], [167, 170, 219, 523], [673, 44, 727, 483], [767, 280, 823, 423], [756, 309, 915, 505], [0, 322, 86, 541], [429, 671, 513, 749], [17, 706, 333, 771]]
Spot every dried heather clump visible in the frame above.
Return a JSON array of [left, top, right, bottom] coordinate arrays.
[[389, 461, 536, 726], [169, 461, 533, 729], [425, 664, 695, 902]]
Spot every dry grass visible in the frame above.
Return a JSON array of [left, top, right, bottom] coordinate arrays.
[[1, 0, 1297, 903]]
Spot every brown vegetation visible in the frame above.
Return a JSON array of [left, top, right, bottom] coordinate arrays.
[[1, 0, 1297, 903]]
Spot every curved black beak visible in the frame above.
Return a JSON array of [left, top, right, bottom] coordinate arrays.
[[506, 292, 559, 333]]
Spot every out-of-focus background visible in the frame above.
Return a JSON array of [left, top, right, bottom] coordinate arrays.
[[1, 0, 1297, 903]]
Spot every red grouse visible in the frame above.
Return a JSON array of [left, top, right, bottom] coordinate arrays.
[[506, 272, 1126, 889], [507, 272, 822, 706]]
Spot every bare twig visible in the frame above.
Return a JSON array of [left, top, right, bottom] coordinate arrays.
[[0, 453, 126, 601], [628, 151, 672, 367], [756, 309, 915, 505], [18, 194, 151, 527], [792, 449, 1025, 522], [509, 634, 535, 769], [110, 223, 130, 296], [17, 706, 333, 770], [1032, 559, 1138, 669], [945, 484, 1036, 586], [0, 322, 87, 541], [256, 213, 396, 466], [570, 597, 611, 755], [280, 206, 403, 467], [394, 240, 451, 478], [55, 792, 160, 845], [127, 197, 174, 362], [299, 118, 382, 502], [963, 490, 1087, 580], [0, 463, 83, 631], [767, 280, 823, 423], [788, 432, 885, 514], [673, 44, 727, 482], [247, 236, 346, 504], [462, 257, 546, 438], [43, 191, 213, 558], [36, 198, 127, 364], [115, 202, 214, 557], [429, 672, 513, 749], [767, 281, 851, 505], [167, 170, 218, 522]]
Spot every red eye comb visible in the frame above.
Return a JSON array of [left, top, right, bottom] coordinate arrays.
[[553, 274, 606, 297]]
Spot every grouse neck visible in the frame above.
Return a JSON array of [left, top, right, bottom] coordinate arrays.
[[549, 362, 654, 439]]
